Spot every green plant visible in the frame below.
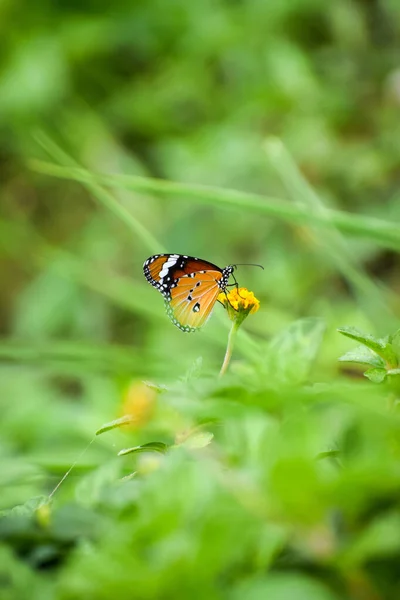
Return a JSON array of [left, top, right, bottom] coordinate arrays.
[[338, 326, 400, 386]]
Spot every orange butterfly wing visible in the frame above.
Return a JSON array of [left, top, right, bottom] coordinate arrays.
[[166, 270, 224, 332], [144, 254, 223, 287], [144, 255, 173, 288], [143, 254, 234, 332]]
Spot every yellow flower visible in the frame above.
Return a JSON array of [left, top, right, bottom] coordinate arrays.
[[218, 287, 260, 376], [218, 287, 260, 321], [120, 381, 156, 429]]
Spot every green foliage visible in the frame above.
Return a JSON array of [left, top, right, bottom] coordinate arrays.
[[2, 1, 400, 599], [338, 326, 398, 368], [96, 415, 137, 435], [338, 326, 400, 387], [266, 317, 325, 385], [117, 442, 168, 456]]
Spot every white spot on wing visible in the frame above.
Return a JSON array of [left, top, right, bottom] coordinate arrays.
[[159, 256, 179, 279]]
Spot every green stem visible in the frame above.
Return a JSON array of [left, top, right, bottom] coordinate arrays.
[[219, 322, 239, 377], [30, 159, 400, 252], [32, 133, 163, 254]]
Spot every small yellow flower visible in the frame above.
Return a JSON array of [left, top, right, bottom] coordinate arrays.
[[120, 381, 156, 429], [218, 287, 260, 376], [218, 287, 260, 322]]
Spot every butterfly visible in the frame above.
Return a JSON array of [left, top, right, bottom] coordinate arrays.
[[143, 254, 236, 332]]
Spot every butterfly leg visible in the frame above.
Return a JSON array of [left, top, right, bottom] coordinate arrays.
[[217, 291, 237, 311], [227, 272, 247, 300], [217, 286, 238, 310], [220, 284, 240, 312]]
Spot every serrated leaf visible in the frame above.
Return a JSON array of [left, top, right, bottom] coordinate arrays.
[[364, 368, 387, 383], [337, 326, 397, 368], [338, 345, 385, 368], [118, 442, 168, 456], [267, 317, 325, 385], [96, 415, 136, 435]]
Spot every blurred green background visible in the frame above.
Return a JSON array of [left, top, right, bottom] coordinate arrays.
[[2, 1, 400, 598]]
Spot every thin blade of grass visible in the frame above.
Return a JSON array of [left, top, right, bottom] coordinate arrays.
[[0, 340, 139, 375], [33, 131, 164, 255], [29, 160, 400, 253], [264, 137, 394, 327]]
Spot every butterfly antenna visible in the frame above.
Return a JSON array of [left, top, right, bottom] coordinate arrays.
[[232, 263, 264, 270]]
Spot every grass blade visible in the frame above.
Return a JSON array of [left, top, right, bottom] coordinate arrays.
[[29, 159, 400, 252], [264, 138, 394, 326]]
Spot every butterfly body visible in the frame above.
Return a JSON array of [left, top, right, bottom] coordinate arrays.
[[143, 254, 234, 332]]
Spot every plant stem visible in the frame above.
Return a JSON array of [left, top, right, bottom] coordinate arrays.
[[219, 322, 239, 377], [30, 159, 400, 253]]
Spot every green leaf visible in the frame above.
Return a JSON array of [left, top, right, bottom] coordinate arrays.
[[96, 415, 136, 435], [266, 317, 325, 385], [118, 442, 168, 456], [180, 431, 214, 449], [342, 511, 400, 566], [337, 326, 398, 367], [338, 345, 385, 368], [364, 368, 387, 383], [0, 496, 48, 520]]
